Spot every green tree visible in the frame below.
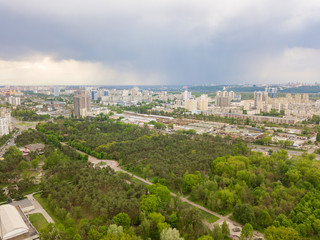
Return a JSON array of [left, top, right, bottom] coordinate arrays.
[[317, 132, 320, 142], [18, 160, 29, 171], [31, 158, 39, 168], [168, 213, 178, 228], [153, 122, 166, 129], [240, 223, 253, 240], [222, 221, 230, 238], [107, 224, 123, 236], [212, 224, 224, 240], [182, 171, 202, 193], [39, 223, 60, 240], [160, 228, 183, 240], [233, 204, 255, 224], [88, 228, 103, 240], [264, 226, 299, 240], [112, 213, 131, 230], [140, 195, 160, 213], [285, 169, 301, 183], [147, 183, 171, 206]]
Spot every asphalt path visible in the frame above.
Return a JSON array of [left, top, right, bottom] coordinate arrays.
[[0, 118, 38, 157], [26, 193, 54, 223]]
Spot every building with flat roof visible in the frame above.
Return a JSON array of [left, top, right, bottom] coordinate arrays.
[[10, 199, 35, 213], [213, 112, 299, 125]]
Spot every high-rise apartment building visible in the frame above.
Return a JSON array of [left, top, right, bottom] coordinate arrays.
[[254, 91, 268, 109], [302, 93, 309, 103], [91, 90, 98, 101], [6, 96, 21, 106], [0, 108, 12, 133], [0, 117, 9, 136], [183, 90, 191, 100], [185, 99, 197, 111], [74, 89, 91, 117], [199, 94, 208, 111], [229, 91, 235, 100], [216, 91, 231, 107], [54, 87, 60, 97], [265, 87, 277, 98]]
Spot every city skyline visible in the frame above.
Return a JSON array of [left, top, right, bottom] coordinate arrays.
[[0, 0, 320, 85]]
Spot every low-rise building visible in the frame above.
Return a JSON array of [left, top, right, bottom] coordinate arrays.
[[10, 199, 35, 213], [0, 204, 39, 240]]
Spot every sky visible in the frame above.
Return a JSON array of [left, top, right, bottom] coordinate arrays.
[[0, 0, 320, 85]]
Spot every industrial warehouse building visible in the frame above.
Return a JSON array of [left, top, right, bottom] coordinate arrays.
[[0, 204, 39, 240]]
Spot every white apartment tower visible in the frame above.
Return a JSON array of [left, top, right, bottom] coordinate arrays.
[[199, 94, 208, 111], [0, 117, 9, 136], [7, 96, 21, 106]]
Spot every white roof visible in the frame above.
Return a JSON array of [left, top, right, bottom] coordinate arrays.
[[0, 205, 29, 240]]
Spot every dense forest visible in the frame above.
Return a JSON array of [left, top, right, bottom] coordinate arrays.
[[6, 126, 219, 240], [10, 118, 320, 239], [11, 109, 50, 121], [39, 158, 211, 240], [96, 134, 247, 190]]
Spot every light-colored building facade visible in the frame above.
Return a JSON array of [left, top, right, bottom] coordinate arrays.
[[199, 94, 208, 111], [0, 108, 12, 136], [185, 99, 198, 111], [216, 91, 236, 107], [6, 96, 21, 106], [54, 87, 60, 97], [0, 117, 9, 136]]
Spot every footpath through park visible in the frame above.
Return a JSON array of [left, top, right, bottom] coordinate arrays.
[[62, 142, 264, 239]]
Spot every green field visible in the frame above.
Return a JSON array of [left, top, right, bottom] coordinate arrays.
[[200, 209, 220, 223], [33, 193, 60, 224], [29, 213, 48, 231], [16, 122, 37, 127]]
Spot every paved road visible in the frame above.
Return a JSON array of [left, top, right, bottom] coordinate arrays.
[[0, 129, 20, 157], [0, 118, 38, 157], [70, 144, 264, 239], [26, 193, 54, 223], [250, 144, 320, 160]]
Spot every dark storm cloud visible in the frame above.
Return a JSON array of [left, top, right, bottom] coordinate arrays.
[[0, 0, 320, 85]]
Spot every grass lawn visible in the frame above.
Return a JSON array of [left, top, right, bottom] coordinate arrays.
[[16, 122, 37, 126], [33, 193, 61, 224], [22, 185, 40, 196], [201, 209, 220, 223], [29, 213, 48, 231], [130, 176, 149, 185]]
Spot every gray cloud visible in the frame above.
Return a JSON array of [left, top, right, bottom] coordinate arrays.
[[0, 0, 320, 85]]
